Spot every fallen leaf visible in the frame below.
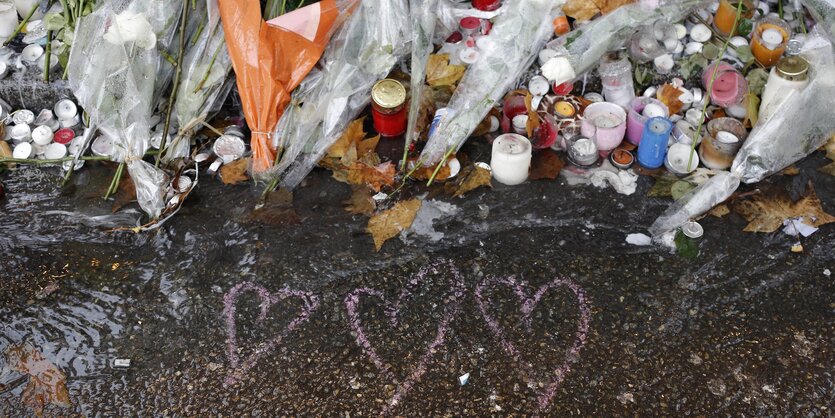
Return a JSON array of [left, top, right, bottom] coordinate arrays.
[[648, 172, 680, 198], [328, 118, 367, 159], [657, 84, 685, 115], [410, 158, 453, 182], [111, 177, 136, 213], [248, 188, 300, 226], [5, 343, 71, 416], [709, 204, 731, 218], [415, 86, 455, 141], [564, 0, 600, 21], [744, 93, 760, 128], [819, 162, 835, 177], [343, 186, 376, 215], [781, 165, 800, 176], [339, 161, 396, 192], [367, 199, 422, 251], [426, 54, 466, 87], [820, 134, 835, 177], [593, 0, 635, 14], [219, 158, 250, 185], [732, 182, 835, 233], [357, 134, 381, 159], [448, 164, 493, 197], [529, 150, 565, 180]]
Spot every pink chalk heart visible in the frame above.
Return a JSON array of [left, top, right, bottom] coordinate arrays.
[[345, 260, 464, 415], [223, 282, 320, 386], [475, 276, 591, 416]]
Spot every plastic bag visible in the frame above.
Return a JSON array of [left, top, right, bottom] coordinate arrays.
[[544, 0, 711, 86], [166, 0, 234, 162], [418, 0, 565, 167], [403, 0, 440, 164], [218, 0, 354, 175], [649, 29, 835, 237], [267, 0, 411, 189], [68, 0, 178, 218]]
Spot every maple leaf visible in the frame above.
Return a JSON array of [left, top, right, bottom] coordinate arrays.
[[219, 158, 250, 185], [426, 54, 466, 87], [410, 157, 453, 182], [338, 161, 396, 192], [367, 198, 422, 251], [708, 204, 731, 218], [111, 177, 137, 213], [563, 0, 600, 21], [529, 150, 565, 180], [657, 84, 685, 115], [328, 117, 367, 159], [343, 185, 376, 215], [593, 0, 635, 14], [5, 343, 71, 416], [446, 164, 493, 197], [732, 182, 835, 233]]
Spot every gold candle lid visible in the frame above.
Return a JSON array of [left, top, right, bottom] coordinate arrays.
[[776, 56, 809, 81], [371, 79, 406, 109]]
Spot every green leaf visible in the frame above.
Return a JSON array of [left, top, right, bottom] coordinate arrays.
[[702, 43, 720, 60], [735, 45, 754, 64], [737, 19, 753, 36], [648, 173, 680, 198], [43, 13, 66, 31], [675, 230, 699, 259], [671, 180, 696, 200], [745, 68, 769, 95]]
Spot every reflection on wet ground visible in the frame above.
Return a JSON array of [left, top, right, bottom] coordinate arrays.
[[1, 153, 833, 416]]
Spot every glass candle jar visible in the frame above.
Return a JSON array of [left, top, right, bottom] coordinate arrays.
[[759, 56, 809, 121], [371, 79, 408, 137], [598, 51, 635, 109], [698, 117, 747, 170], [751, 17, 791, 67], [714, 0, 755, 36]]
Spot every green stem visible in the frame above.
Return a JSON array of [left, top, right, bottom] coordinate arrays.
[[426, 148, 454, 186], [158, 0, 190, 167], [190, 19, 206, 46], [104, 162, 125, 199], [778, 0, 783, 19], [193, 40, 224, 93], [687, 0, 744, 172], [44, 30, 53, 82], [3, 5, 38, 46], [1, 155, 110, 165]]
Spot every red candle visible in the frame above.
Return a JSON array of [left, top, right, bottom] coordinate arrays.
[[473, 0, 501, 12], [371, 79, 408, 137]]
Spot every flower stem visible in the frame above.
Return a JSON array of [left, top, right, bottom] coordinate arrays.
[[3, 5, 38, 47], [157, 0, 191, 167]]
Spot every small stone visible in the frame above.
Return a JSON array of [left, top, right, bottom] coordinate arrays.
[[707, 378, 726, 396], [617, 392, 635, 404]]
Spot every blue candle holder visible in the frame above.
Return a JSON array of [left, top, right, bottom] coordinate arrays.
[[637, 117, 673, 169]]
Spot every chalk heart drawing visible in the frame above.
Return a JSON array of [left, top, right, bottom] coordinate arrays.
[[223, 282, 320, 386], [345, 260, 465, 416], [475, 276, 592, 416]]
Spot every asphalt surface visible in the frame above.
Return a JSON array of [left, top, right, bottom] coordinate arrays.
[[0, 149, 833, 416]]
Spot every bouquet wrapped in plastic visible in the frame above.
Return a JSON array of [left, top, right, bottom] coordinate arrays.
[[165, 0, 234, 162], [68, 0, 181, 218], [268, 0, 411, 189], [650, 29, 835, 238], [542, 0, 711, 86], [417, 0, 565, 168], [402, 0, 440, 166]]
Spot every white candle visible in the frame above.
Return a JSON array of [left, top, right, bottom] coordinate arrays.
[[642, 103, 666, 118], [53, 99, 78, 120], [653, 54, 674, 74], [491, 133, 531, 186], [31, 125, 53, 145], [59, 114, 81, 128], [0, 4, 17, 41], [10, 124, 31, 142], [12, 109, 34, 125], [761, 28, 783, 50], [689, 23, 712, 42], [716, 130, 739, 144], [528, 76, 550, 96], [684, 41, 703, 55], [43, 142, 67, 159], [511, 115, 528, 135], [12, 141, 32, 159], [20, 44, 43, 63]]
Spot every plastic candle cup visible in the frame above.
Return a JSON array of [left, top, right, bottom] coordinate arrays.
[[626, 97, 669, 145], [714, 0, 754, 36], [702, 62, 747, 107], [751, 18, 791, 67], [53, 99, 78, 120], [665, 143, 700, 174], [636, 117, 673, 169], [491, 134, 531, 186], [598, 51, 635, 108], [31, 125, 53, 145]]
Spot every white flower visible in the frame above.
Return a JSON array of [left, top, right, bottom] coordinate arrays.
[[103, 11, 157, 50]]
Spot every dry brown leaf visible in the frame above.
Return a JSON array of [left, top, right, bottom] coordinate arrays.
[[357, 134, 381, 159], [593, 0, 635, 14], [732, 182, 835, 233], [708, 204, 731, 218], [410, 158, 453, 182], [564, 0, 600, 21], [5, 343, 71, 416], [657, 84, 685, 115], [248, 188, 299, 226], [219, 158, 250, 185], [450, 164, 493, 197], [819, 162, 835, 177], [328, 118, 367, 159], [111, 177, 136, 213], [0, 140, 14, 169], [781, 165, 800, 176], [820, 134, 835, 177], [343, 186, 376, 215], [367, 198, 422, 251], [529, 150, 565, 180], [339, 161, 396, 192], [426, 54, 466, 87]]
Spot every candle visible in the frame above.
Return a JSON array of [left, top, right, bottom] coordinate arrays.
[[458, 48, 479, 65], [53, 128, 75, 145], [580, 102, 627, 153], [59, 114, 81, 129], [0, 3, 17, 42], [751, 18, 791, 67], [511, 114, 528, 135], [12, 109, 34, 125], [31, 125, 53, 145], [12, 142, 32, 159], [699, 117, 747, 169], [714, 0, 754, 36], [43, 142, 67, 159], [20, 44, 43, 63], [636, 117, 673, 169], [491, 134, 531, 185], [370, 79, 407, 137], [665, 143, 699, 174], [598, 51, 635, 108], [528, 76, 550, 97], [459, 17, 481, 37], [626, 97, 669, 145], [54, 99, 78, 120], [34, 109, 59, 132], [472, 0, 501, 12], [91, 135, 115, 157], [13, 0, 42, 20], [567, 136, 598, 167], [759, 56, 809, 121], [9, 124, 30, 143], [703, 62, 747, 107]]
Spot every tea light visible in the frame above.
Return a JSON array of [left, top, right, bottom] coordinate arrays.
[[459, 48, 479, 65], [690, 23, 712, 42], [761, 28, 784, 50], [684, 41, 703, 55], [12, 109, 34, 125], [34, 109, 59, 131], [568, 136, 599, 166], [9, 124, 31, 142], [642, 103, 666, 118], [528, 76, 550, 96], [643, 86, 658, 98], [653, 54, 674, 74], [53, 128, 74, 145], [725, 103, 747, 119], [213, 134, 246, 163], [53, 99, 78, 120], [673, 23, 687, 40], [31, 125, 53, 145], [488, 115, 500, 132], [43, 142, 66, 159], [511, 114, 528, 135], [59, 114, 81, 128], [91, 135, 115, 157], [685, 108, 704, 125], [0, 4, 17, 42], [665, 142, 699, 174], [21, 44, 43, 63], [716, 130, 739, 144], [584, 92, 604, 103], [0, 61, 8, 79], [12, 141, 32, 159], [459, 17, 481, 36], [491, 133, 531, 186]]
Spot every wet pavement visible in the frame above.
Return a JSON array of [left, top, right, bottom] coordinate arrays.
[[0, 151, 833, 416]]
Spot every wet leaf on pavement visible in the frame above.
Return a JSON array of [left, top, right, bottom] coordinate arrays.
[[447, 164, 493, 197], [219, 158, 250, 185], [410, 158, 453, 182], [708, 204, 731, 218], [674, 230, 699, 259], [4, 343, 71, 416], [648, 172, 679, 198], [111, 177, 136, 213], [529, 150, 565, 180], [426, 54, 465, 87], [819, 134, 835, 177], [367, 198, 422, 251], [327, 118, 367, 160], [343, 186, 376, 215], [733, 182, 835, 233]]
